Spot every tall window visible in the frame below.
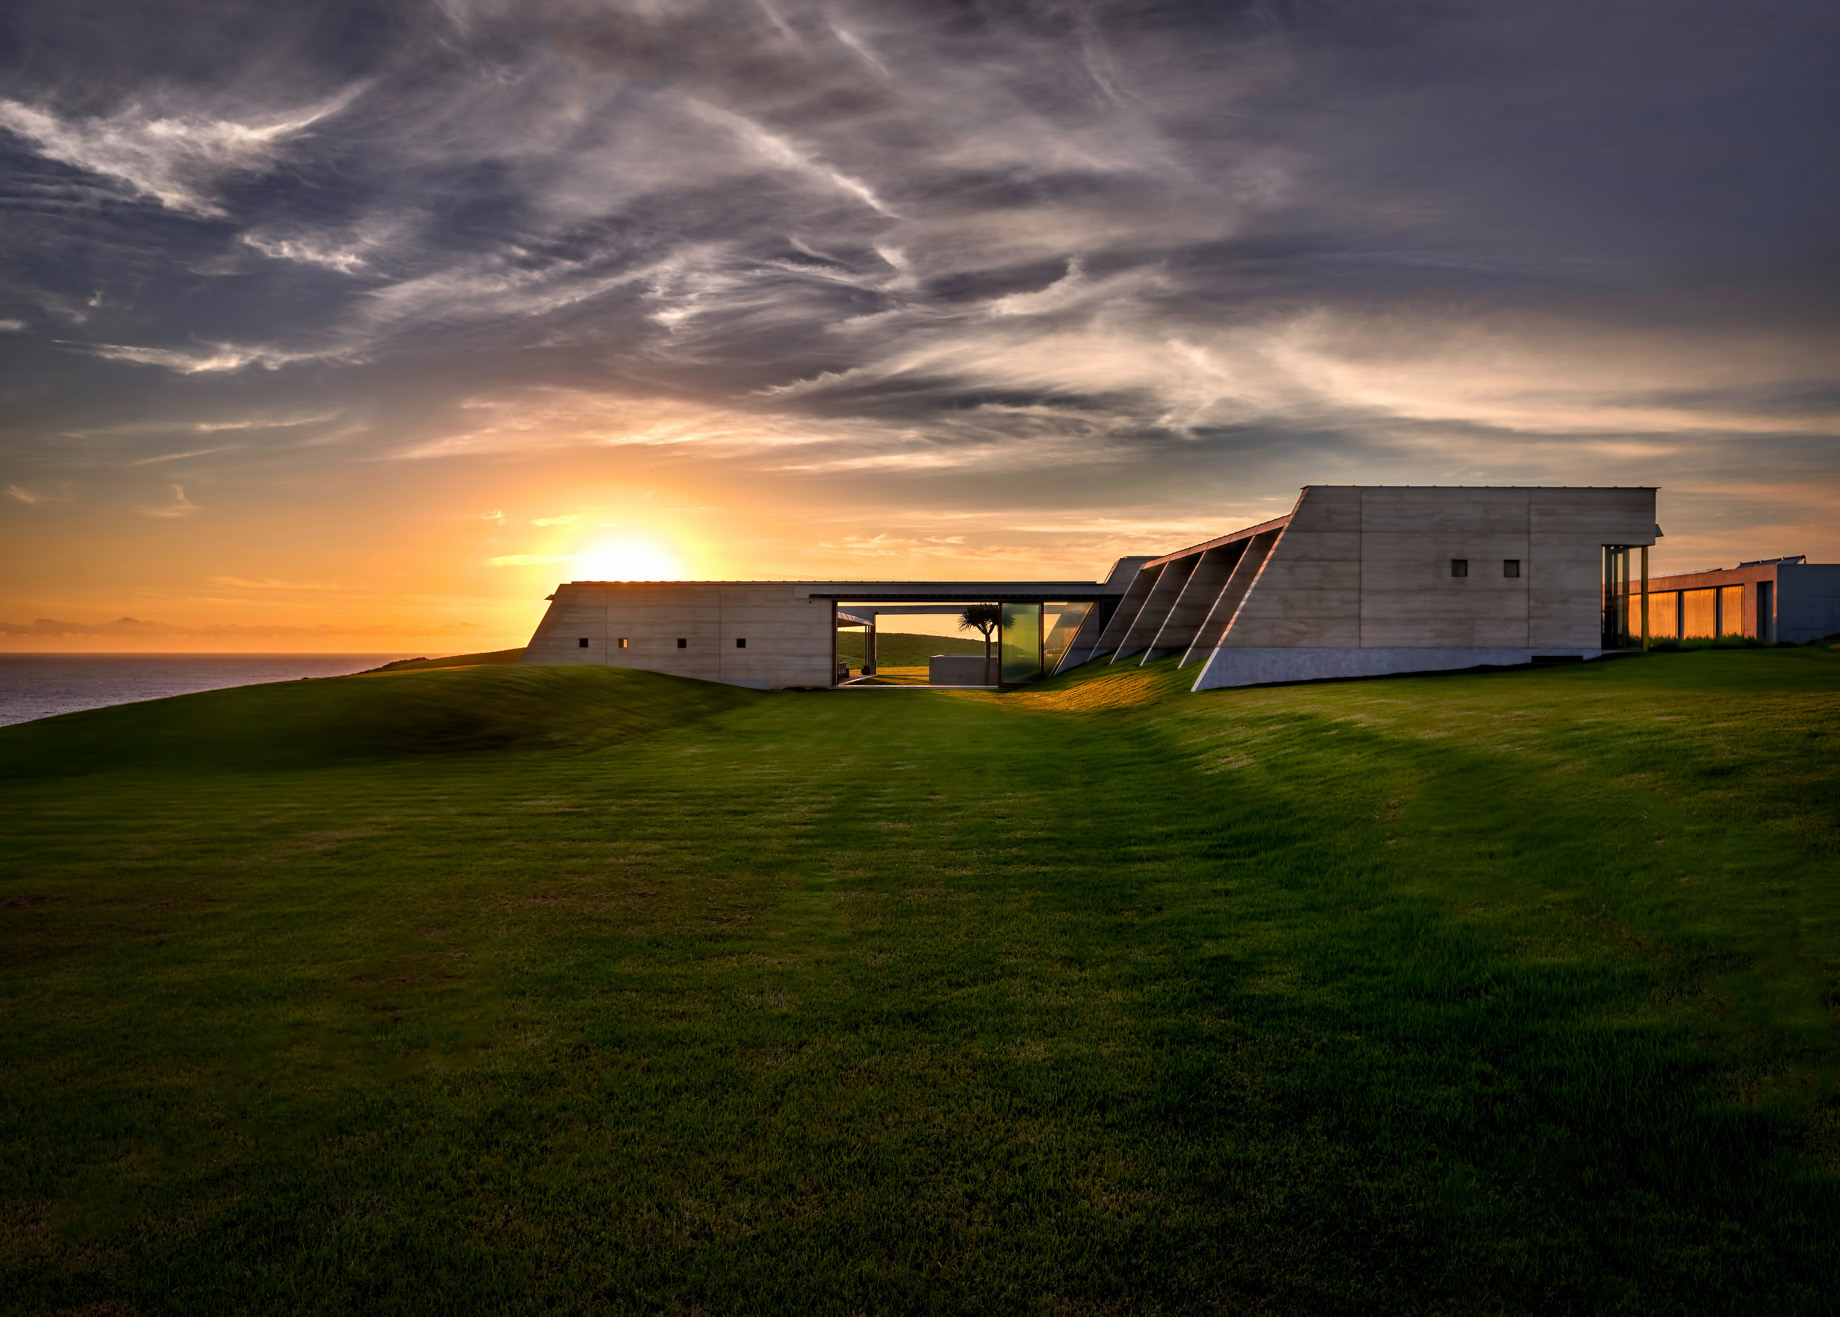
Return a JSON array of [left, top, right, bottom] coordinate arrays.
[[1503, 559, 1520, 578], [1450, 559, 1468, 578]]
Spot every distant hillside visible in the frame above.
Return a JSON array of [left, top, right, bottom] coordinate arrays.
[[837, 630, 985, 668], [357, 648, 525, 673], [0, 663, 755, 777]]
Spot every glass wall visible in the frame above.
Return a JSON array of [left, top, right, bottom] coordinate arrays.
[[1041, 602, 1093, 673], [1720, 586, 1745, 637], [1682, 588, 1718, 639], [999, 602, 1043, 684], [1602, 547, 1636, 647], [1619, 585, 1754, 642], [1649, 591, 1680, 640]]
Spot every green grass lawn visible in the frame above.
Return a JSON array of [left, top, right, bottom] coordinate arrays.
[[2, 648, 1838, 1314]]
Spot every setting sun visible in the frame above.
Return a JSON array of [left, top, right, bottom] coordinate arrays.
[[572, 536, 684, 582]]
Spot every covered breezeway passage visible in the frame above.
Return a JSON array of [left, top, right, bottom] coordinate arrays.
[[802, 579, 1130, 687], [833, 604, 1077, 686], [827, 599, 1102, 687]]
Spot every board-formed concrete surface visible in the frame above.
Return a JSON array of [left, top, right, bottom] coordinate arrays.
[[1125, 486, 1658, 690], [522, 581, 840, 688]]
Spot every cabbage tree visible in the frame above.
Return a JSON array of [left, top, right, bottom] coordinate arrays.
[[958, 603, 1007, 684]]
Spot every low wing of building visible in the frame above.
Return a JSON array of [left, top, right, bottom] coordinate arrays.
[[1620, 556, 1840, 644]]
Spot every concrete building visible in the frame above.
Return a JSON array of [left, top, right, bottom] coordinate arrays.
[[522, 485, 1663, 690], [523, 577, 1121, 689], [1624, 555, 1840, 643]]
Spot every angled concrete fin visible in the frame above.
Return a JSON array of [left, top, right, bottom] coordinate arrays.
[[1180, 529, 1282, 667], [1144, 541, 1247, 662], [1113, 554, 1198, 661], [1084, 562, 1164, 661]]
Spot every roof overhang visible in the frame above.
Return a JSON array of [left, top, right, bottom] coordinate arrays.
[[1142, 515, 1291, 568], [795, 581, 1107, 602]]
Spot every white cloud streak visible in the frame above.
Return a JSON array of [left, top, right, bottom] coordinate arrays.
[[83, 341, 337, 373], [0, 84, 366, 217], [127, 445, 241, 466], [139, 484, 201, 517]]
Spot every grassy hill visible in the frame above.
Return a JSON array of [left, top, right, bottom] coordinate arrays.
[[355, 647, 526, 673], [835, 628, 984, 668], [3, 648, 1838, 1313], [0, 663, 756, 776]]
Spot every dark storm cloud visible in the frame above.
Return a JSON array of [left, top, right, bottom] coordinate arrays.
[[0, 0, 1835, 503]]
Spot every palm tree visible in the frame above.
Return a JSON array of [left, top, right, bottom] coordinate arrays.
[[958, 603, 1007, 685]]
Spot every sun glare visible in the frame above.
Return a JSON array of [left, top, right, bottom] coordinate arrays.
[[572, 537, 684, 581]]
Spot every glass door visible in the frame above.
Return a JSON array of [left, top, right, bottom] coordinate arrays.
[[999, 603, 1043, 683], [1602, 546, 1633, 648]]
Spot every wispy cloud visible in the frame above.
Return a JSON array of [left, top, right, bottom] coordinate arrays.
[[679, 95, 893, 217], [205, 576, 339, 589], [127, 445, 241, 466], [83, 341, 335, 374], [194, 412, 340, 432], [140, 484, 201, 517], [239, 225, 395, 273], [0, 85, 365, 217]]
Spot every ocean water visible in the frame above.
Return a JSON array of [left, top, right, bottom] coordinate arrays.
[[0, 654, 418, 727]]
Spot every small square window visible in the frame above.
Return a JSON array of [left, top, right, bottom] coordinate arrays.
[[735, 638, 747, 648], [578, 637, 589, 648], [1450, 559, 1469, 578], [1503, 559, 1521, 578], [676, 638, 687, 648], [618, 638, 629, 648]]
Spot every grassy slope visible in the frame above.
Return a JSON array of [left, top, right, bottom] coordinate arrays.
[[836, 629, 985, 667], [355, 648, 526, 673], [0, 664, 757, 776], [2, 650, 1838, 1314]]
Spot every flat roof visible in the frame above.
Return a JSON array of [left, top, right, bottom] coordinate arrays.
[[794, 581, 1108, 601], [558, 579, 1110, 601], [563, 579, 1102, 587]]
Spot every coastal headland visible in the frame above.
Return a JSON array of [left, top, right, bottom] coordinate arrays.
[[3, 645, 1838, 1312]]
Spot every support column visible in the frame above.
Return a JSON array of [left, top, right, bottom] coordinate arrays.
[[1641, 546, 1650, 651]]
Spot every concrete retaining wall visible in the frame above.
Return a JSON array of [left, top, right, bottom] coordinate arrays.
[[928, 654, 994, 685]]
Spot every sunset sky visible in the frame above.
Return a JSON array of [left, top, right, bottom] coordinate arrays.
[[2, 0, 1836, 651]]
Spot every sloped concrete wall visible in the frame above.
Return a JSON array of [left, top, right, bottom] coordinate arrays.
[[1189, 485, 1656, 690]]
